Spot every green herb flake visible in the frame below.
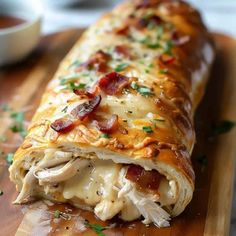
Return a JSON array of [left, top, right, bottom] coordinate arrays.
[[6, 153, 14, 165], [115, 63, 128, 72], [85, 221, 106, 236], [59, 74, 81, 85], [131, 82, 154, 96], [54, 210, 61, 219], [163, 40, 173, 55], [100, 133, 110, 139], [143, 126, 153, 134], [145, 69, 150, 74], [10, 111, 27, 138], [0, 190, 3, 196], [159, 68, 169, 74], [212, 120, 235, 135], [64, 82, 86, 91], [0, 136, 7, 142], [140, 37, 160, 49], [0, 104, 11, 112], [138, 86, 154, 96], [131, 82, 139, 90], [156, 26, 164, 40], [196, 154, 207, 165], [61, 106, 68, 113], [68, 60, 81, 69]]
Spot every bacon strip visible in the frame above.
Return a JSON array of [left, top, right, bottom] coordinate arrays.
[[158, 53, 176, 65], [70, 95, 102, 120], [114, 45, 132, 59], [98, 72, 130, 95], [171, 31, 190, 46], [137, 15, 163, 29], [136, 0, 170, 9], [77, 50, 111, 73], [126, 165, 162, 191], [93, 114, 118, 133], [50, 118, 74, 133]]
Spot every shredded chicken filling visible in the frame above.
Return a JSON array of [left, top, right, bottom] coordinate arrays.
[[17, 151, 177, 227]]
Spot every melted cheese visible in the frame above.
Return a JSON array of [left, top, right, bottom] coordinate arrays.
[[62, 158, 176, 222], [63, 159, 121, 204]]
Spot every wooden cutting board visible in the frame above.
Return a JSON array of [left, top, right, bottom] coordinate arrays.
[[0, 29, 235, 236]]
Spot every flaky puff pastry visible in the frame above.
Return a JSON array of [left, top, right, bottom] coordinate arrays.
[[10, 0, 214, 225]]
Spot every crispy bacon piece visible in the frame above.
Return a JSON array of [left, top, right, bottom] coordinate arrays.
[[73, 88, 94, 98], [159, 53, 176, 65], [50, 118, 74, 133], [126, 165, 162, 191], [137, 15, 163, 29], [98, 72, 129, 95], [114, 45, 132, 59], [114, 25, 130, 35], [171, 31, 190, 46], [136, 0, 161, 9], [77, 50, 111, 73], [93, 114, 118, 133], [70, 95, 102, 120]]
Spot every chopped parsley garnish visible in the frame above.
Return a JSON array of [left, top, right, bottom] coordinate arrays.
[[68, 60, 81, 68], [0, 136, 7, 142], [196, 154, 207, 171], [6, 153, 14, 165], [63, 82, 86, 91], [54, 210, 61, 218], [143, 126, 153, 133], [196, 154, 207, 165], [0, 190, 3, 196], [140, 36, 160, 49], [59, 74, 81, 85], [10, 111, 27, 138], [131, 82, 154, 96], [159, 68, 169, 74], [0, 104, 12, 112], [84, 221, 106, 236], [115, 63, 128, 72], [100, 133, 110, 139], [145, 69, 150, 74], [61, 106, 68, 113], [212, 120, 235, 135], [156, 26, 164, 40], [131, 81, 139, 90], [163, 39, 173, 55]]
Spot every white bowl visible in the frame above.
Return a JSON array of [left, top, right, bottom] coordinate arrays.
[[0, 0, 43, 66]]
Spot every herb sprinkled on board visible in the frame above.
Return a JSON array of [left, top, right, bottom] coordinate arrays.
[[212, 120, 235, 135], [84, 220, 107, 236], [10, 111, 27, 138], [54, 210, 61, 219], [6, 153, 14, 165]]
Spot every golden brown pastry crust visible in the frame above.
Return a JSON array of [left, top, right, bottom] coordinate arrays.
[[10, 0, 215, 218]]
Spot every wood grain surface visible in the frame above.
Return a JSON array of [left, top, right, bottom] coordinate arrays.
[[0, 29, 235, 236]]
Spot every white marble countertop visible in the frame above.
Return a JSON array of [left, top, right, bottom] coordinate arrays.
[[40, 0, 236, 235]]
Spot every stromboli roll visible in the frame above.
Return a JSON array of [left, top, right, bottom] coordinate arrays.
[[9, 0, 214, 227]]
